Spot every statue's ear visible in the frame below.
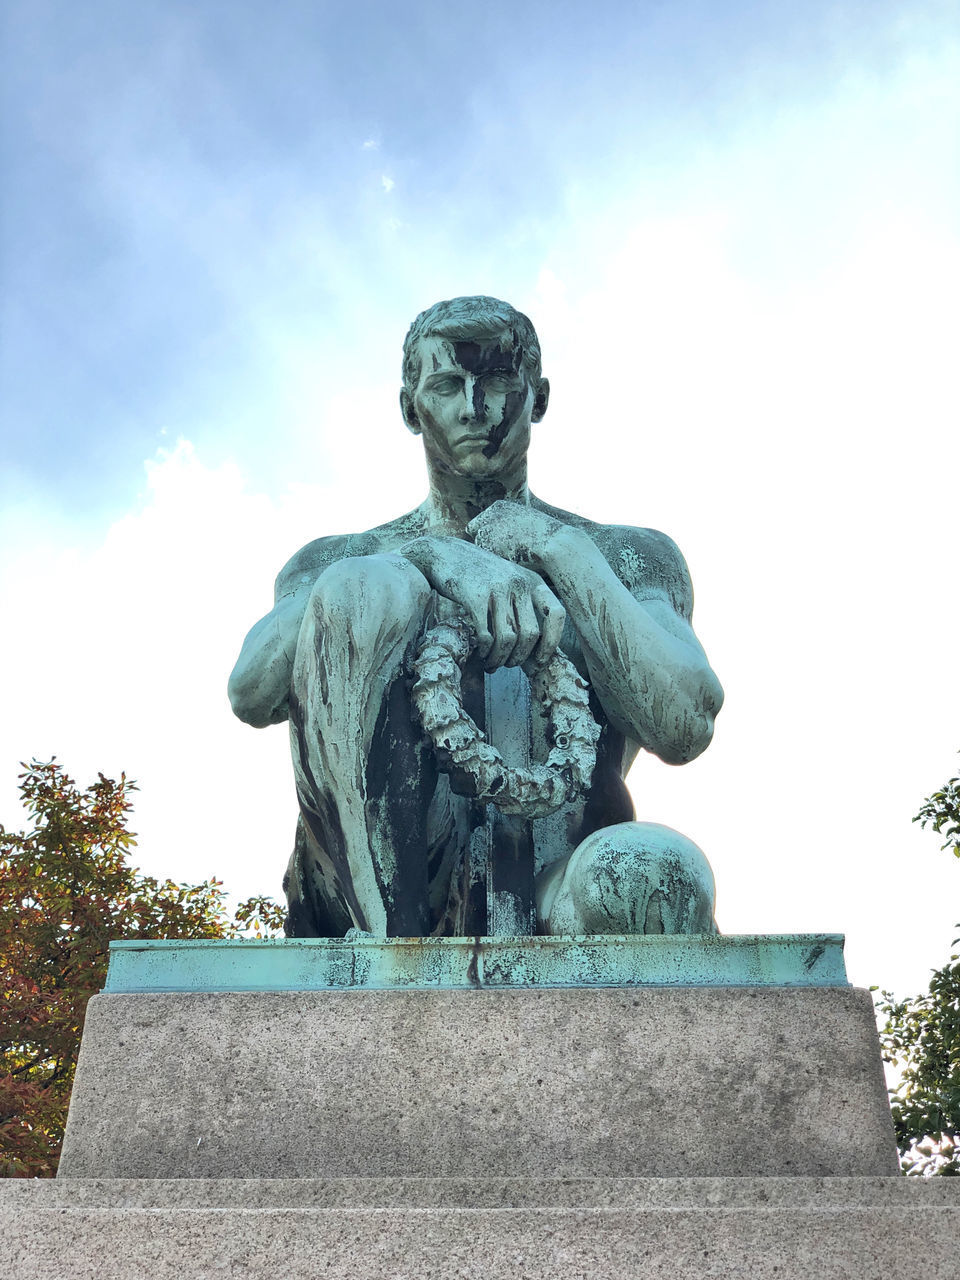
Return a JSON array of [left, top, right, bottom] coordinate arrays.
[[532, 377, 550, 423], [400, 388, 421, 435]]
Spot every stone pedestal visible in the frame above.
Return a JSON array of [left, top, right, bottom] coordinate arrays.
[[58, 985, 897, 1179], [4, 936, 957, 1277]]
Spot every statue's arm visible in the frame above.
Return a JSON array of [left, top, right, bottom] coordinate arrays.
[[227, 592, 307, 727], [468, 503, 722, 764], [541, 525, 723, 764], [227, 540, 339, 727]]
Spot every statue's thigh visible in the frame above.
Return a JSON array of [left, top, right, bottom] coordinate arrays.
[[289, 551, 433, 800], [538, 820, 717, 936], [286, 553, 437, 936], [297, 553, 432, 671]]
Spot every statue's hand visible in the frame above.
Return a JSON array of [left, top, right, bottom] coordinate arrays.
[[402, 535, 565, 672], [466, 500, 567, 571]]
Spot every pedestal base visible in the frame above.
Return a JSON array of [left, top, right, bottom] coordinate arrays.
[[3, 1177, 958, 1278]]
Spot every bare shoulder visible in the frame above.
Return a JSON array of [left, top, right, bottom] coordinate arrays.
[[274, 506, 429, 601], [274, 534, 352, 599], [533, 497, 694, 620]]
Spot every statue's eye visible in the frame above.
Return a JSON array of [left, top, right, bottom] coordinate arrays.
[[429, 376, 461, 395], [483, 373, 515, 391]]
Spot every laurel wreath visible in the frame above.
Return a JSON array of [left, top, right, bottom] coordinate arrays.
[[410, 614, 600, 819]]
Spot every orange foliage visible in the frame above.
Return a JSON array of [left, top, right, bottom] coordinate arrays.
[[0, 759, 284, 1176]]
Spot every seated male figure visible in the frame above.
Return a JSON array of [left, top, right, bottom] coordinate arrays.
[[228, 296, 724, 937]]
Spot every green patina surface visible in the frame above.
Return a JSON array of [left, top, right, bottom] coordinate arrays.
[[103, 933, 847, 992]]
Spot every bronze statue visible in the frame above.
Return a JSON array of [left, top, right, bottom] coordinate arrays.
[[229, 297, 723, 937]]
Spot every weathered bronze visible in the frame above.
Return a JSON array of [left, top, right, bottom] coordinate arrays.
[[229, 297, 724, 937]]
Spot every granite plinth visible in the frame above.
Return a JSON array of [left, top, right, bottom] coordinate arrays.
[[58, 981, 897, 1179]]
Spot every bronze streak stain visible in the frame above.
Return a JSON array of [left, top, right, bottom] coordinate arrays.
[[453, 338, 527, 459]]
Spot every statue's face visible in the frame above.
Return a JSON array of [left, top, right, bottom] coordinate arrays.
[[403, 332, 546, 480]]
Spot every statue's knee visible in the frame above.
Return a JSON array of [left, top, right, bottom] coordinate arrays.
[[309, 554, 431, 639], [549, 821, 716, 935]]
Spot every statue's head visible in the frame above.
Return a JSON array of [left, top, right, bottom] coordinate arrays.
[[401, 296, 542, 393], [399, 296, 549, 480]]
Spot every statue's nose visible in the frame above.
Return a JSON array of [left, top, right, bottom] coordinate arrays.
[[458, 377, 480, 422]]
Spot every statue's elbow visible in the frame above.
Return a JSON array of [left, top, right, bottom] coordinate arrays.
[[653, 670, 723, 766], [228, 682, 259, 727], [679, 714, 716, 764], [228, 671, 283, 729], [652, 719, 712, 766]]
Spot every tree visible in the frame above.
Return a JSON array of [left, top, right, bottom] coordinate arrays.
[[877, 758, 960, 1176], [0, 759, 285, 1177], [914, 766, 960, 860]]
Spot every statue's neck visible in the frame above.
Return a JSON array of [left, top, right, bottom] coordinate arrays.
[[423, 459, 529, 535]]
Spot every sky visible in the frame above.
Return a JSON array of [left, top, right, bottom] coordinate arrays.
[[1, 0, 958, 998]]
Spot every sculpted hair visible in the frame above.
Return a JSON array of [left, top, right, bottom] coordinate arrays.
[[401, 295, 543, 392]]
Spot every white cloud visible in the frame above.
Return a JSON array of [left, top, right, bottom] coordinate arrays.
[[2, 443, 308, 900], [381, 174, 395, 193]]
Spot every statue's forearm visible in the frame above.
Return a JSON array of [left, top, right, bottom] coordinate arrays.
[[399, 535, 466, 595], [541, 527, 723, 764]]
